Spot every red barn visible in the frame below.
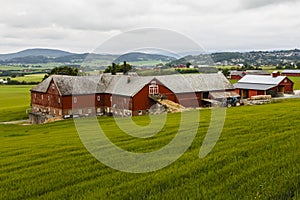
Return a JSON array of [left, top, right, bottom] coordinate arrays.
[[282, 70, 300, 77], [230, 71, 246, 80], [234, 74, 294, 99], [30, 73, 238, 123]]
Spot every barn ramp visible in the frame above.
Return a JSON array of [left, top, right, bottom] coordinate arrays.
[[149, 94, 185, 113]]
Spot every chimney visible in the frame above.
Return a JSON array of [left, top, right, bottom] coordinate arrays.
[[272, 71, 280, 78], [112, 63, 116, 75], [123, 61, 127, 75]]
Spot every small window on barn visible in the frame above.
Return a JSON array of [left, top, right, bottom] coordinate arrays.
[[78, 109, 82, 115], [124, 98, 126, 103], [138, 110, 143, 115], [58, 98, 61, 104], [88, 108, 92, 114], [110, 96, 112, 102], [52, 83, 55, 90], [97, 96, 101, 102], [74, 97, 77, 103], [284, 79, 287, 83], [151, 81, 157, 85], [34, 93, 36, 98], [48, 96, 50, 101], [41, 95, 43, 100]]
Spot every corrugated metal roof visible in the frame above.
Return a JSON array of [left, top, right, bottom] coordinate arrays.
[[230, 71, 244, 76], [157, 74, 234, 93], [31, 73, 234, 97], [234, 83, 276, 90], [106, 76, 153, 96], [245, 70, 270, 75], [238, 75, 286, 85], [282, 70, 300, 74]]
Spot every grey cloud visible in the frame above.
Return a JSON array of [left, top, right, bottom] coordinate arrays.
[[240, 0, 299, 9]]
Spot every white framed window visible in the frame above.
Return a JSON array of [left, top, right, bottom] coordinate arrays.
[[78, 109, 82, 115], [124, 98, 126, 103], [34, 93, 36, 98], [97, 96, 101, 101], [74, 97, 77, 103], [48, 96, 50, 101], [97, 108, 101, 113], [88, 108, 92, 114], [110, 96, 112, 102], [52, 83, 55, 90], [41, 95, 43, 100], [58, 98, 61, 104]]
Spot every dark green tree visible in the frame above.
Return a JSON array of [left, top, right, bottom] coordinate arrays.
[[43, 66, 79, 80]]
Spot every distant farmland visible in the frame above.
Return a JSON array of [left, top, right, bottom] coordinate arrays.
[[0, 97, 299, 199]]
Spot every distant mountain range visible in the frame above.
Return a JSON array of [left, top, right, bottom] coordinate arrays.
[[0, 49, 176, 65], [0, 49, 73, 61], [1, 48, 300, 67]]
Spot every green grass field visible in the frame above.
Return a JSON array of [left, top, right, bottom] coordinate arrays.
[[10, 74, 45, 83], [289, 77, 300, 90], [0, 97, 299, 199], [0, 85, 32, 122]]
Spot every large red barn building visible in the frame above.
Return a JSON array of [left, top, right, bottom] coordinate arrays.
[[30, 73, 238, 123]]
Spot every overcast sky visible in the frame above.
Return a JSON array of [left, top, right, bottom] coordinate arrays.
[[1, 0, 300, 54]]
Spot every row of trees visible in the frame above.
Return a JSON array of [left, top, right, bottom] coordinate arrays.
[[104, 62, 133, 75]]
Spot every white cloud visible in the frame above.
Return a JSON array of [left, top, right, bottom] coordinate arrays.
[[0, 0, 299, 53]]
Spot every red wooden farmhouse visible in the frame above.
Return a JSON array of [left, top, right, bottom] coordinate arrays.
[[30, 73, 238, 123]]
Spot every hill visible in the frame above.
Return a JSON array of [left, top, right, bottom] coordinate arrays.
[[0, 48, 74, 61], [114, 52, 176, 63], [168, 49, 300, 67], [0, 49, 176, 66]]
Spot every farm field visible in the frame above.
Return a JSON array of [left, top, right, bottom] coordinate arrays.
[[0, 98, 300, 199], [10, 73, 45, 83], [289, 76, 300, 90], [0, 85, 32, 122]]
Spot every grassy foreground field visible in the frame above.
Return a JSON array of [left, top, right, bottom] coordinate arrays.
[[0, 85, 32, 122], [0, 99, 300, 199]]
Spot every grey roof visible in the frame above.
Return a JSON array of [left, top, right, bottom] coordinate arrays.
[[230, 71, 245, 76], [31, 73, 234, 97], [157, 74, 234, 93], [282, 70, 300, 74], [246, 70, 270, 75], [237, 75, 286, 85], [106, 76, 153, 96], [234, 83, 276, 90]]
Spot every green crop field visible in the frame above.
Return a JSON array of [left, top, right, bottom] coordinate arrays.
[[10, 74, 45, 83], [0, 96, 300, 199], [289, 77, 300, 90], [0, 85, 32, 122]]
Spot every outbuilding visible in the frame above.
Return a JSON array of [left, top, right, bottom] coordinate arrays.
[[234, 74, 294, 99]]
